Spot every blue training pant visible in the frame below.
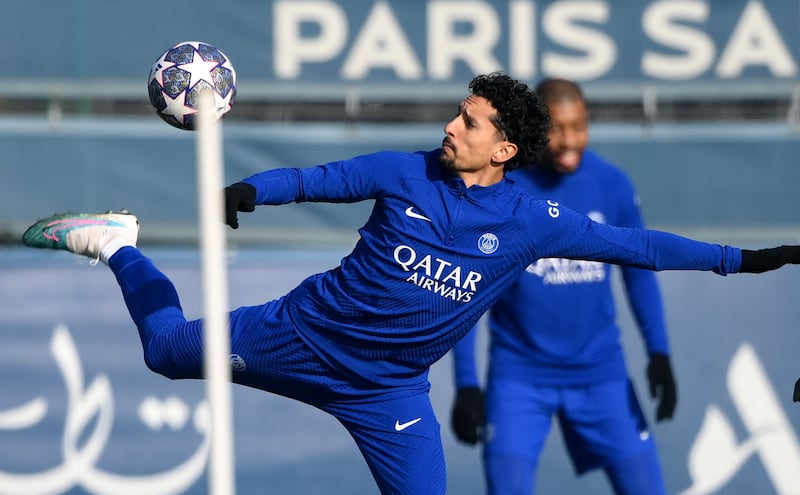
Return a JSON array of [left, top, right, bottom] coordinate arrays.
[[483, 376, 665, 495], [109, 247, 446, 495]]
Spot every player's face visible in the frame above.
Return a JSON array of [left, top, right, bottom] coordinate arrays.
[[441, 95, 512, 186], [543, 98, 589, 174]]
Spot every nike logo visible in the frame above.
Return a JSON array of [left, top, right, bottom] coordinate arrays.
[[404, 206, 431, 222], [394, 417, 422, 431]]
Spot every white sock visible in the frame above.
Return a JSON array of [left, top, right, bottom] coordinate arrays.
[[100, 237, 135, 264]]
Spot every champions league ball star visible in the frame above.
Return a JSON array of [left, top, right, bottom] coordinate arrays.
[[148, 41, 236, 130]]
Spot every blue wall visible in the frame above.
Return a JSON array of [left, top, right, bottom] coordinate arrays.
[[2, 1, 797, 87]]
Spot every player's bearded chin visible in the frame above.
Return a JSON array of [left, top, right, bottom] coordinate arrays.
[[440, 141, 456, 171]]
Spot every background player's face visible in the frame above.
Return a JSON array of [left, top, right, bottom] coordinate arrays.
[[441, 95, 509, 180], [543, 98, 589, 174]]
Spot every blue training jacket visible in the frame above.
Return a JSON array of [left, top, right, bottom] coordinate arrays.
[[242, 149, 740, 387], [453, 150, 669, 387]]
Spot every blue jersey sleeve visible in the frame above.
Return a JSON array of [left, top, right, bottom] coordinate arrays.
[[241, 151, 410, 205], [528, 201, 742, 275], [242, 167, 304, 205]]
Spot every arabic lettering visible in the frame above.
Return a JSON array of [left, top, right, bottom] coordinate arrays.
[[0, 324, 210, 495], [0, 398, 47, 430]]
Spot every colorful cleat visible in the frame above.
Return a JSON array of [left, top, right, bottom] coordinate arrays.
[[22, 210, 139, 261]]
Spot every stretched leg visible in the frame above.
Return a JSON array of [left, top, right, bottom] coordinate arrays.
[[483, 379, 557, 495], [324, 385, 446, 495], [22, 210, 444, 493], [21, 211, 205, 380], [109, 246, 205, 379], [21, 210, 361, 397]]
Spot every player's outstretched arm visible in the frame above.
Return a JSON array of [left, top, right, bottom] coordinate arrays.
[[224, 182, 256, 229]]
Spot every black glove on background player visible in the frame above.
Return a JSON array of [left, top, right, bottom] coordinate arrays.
[[647, 353, 677, 422], [224, 182, 256, 229], [450, 387, 485, 445], [794, 378, 800, 403]]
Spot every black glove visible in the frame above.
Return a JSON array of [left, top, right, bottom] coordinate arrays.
[[224, 182, 256, 229], [647, 353, 677, 422], [740, 246, 800, 273], [450, 387, 485, 445], [794, 378, 800, 403]]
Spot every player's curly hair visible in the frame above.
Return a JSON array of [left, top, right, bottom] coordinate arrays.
[[469, 72, 550, 171]]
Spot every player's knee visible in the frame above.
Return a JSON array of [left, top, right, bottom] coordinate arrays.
[[142, 346, 179, 379], [485, 452, 536, 495], [142, 338, 202, 380], [604, 449, 665, 495]]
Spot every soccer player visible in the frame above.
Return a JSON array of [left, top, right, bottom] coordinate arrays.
[[21, 72, 800, 495], [450, 78, 674, 495]]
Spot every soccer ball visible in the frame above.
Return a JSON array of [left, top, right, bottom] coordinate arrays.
[[147, 41, 236, 130]]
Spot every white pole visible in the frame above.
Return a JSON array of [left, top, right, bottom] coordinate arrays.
[[196, 90, 236, 495]]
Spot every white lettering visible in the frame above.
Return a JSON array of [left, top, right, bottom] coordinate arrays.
[[509, 0, 535, 79], [641, 0, 714, 80], [396, 245, 481, 299], [463, 271, 482, 292], [274, 1, 348, 78], [526, 258, 606, 285], [542, 1, 615, 80], [412, 254, 433, 275], [440, 264, 461, 286], [433, 280, 454, 298], [546, 199, 560, 218], [726, 344, 800, 491], [341, 1, 423, 79], [432, 257, 453, 280], [394, 245, 416, 270], [427, 1, 503, 80], [0, 325, 210, 494], [270, 2, 798, 84], [406, 273, 475, 302], [715, 0, 797, 78]]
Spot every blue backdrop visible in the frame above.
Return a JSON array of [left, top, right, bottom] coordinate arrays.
[[2, 1, 797, 92]]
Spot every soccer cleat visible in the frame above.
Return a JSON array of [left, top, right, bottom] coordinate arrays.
[[22, 210, 139, 262]]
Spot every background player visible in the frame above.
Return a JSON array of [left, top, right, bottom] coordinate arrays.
[[450, 78, 675, 494]]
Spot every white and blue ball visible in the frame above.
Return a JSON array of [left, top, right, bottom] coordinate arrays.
[[148, 41, 236, 130]]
